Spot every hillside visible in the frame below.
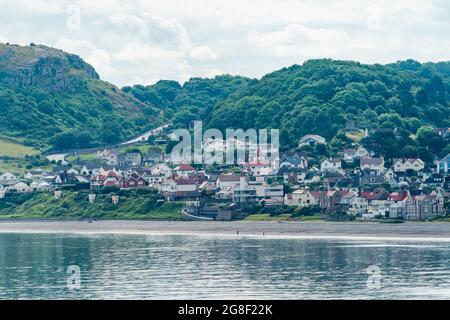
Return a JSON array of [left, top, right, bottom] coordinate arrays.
[[128, 59, 450, 161], [0, 43, 164, 151]]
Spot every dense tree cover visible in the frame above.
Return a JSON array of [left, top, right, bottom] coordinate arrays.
[[124, 75, 254, 129], [0, 82, 163, 151], [130, 59, 450, 161]]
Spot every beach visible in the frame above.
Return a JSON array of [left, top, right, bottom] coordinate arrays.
[[0, 220, 449, 241]]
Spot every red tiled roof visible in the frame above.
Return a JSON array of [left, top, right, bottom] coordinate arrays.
[[176, 163, 195, 171], [389, 191, 408, 201], [219, 174, 241, 182]]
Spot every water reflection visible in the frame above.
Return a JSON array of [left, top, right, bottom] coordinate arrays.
[[0, 233, 449, 299]]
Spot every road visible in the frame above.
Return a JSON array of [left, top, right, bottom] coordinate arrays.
[[120, 125, 169, 145], [45, 124, 170, 163]]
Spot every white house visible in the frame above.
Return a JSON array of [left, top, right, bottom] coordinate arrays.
[[30, 181, 52, 192], [217, 174, 241, 191], [0, 172, 19, 186], [96, 149, 118, 165], [7, 182, 30, 193], [320, 159, 343, 173], [149, 163, 172, 177], [343, 147, 370, 162], [393, 159, 425, 173], [242, 162, 274, 177], [24, 169, 47, 181], [299, 134, 326, 147], [173, 163, 196, 177], [285, 189, 320, 207], [234, 176, 284, 203]]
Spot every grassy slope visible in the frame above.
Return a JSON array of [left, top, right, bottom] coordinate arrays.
[[0, 137, 38, 158], [0, 192, 184, 220]]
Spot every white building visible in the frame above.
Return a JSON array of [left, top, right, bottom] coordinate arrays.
[[0, 172, 19, 186], [393, 159, 425, 173], [320, 159, 343, 173]]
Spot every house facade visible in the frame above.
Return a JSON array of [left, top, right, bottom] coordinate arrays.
[[299, 134, 326, 147]]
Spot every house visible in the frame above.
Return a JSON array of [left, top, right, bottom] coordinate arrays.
[[360, 189, 390, 217], [55, 173, 90, 190], [24, 169, 48, 181], [233, 176, 284, 203], [279, 152, 308, 169], [320, 158, 343, 174], [318, 190, 349, 213], [342, 147, 370, 162], [7, 181, 30, 193], [434, 127, 450, 139], [303, 170, 322, 185], [323, 172, 352, 188], [278, 167, 307, 185], [117, 153, 142, 167], [144, 174, 166, 186], [360, 157, 385, 174], [79, 160, 104, 176], [52, 166, 79, 175], [123, 172, 148, 189], [0, 172, 19, 186], [360, 169, 386, 186], [96, 149, 118, 165], [160, 177, 203, 200], [422, 174, 444, 188], [387, 191, 409, 218], [217, 174, 241, 191], [385, 170, 411, 188], [149, 163, 172, 177], [30, 180, 53, 192], [242, 161, 274, 177], [299, 134, 326, 147], [346, 195, 368, 216], [90, 170, 123, 189], [173, 163, 197, 177], [142, 152, 164, 166], [285, 189, 320, 207], [393, 159, 425, 173], [437, 154, 450, 174], [404, 191, 444, 220]]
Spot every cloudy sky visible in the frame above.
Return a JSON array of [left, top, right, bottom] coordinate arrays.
[[1, 0, 450, 87]]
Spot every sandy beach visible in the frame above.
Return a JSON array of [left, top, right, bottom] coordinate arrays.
[[0, 220, 449, 241]]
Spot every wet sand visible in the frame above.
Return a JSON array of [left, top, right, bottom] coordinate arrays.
[[0, 220, 449, 241]]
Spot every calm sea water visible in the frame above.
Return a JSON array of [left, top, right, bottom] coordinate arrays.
[[0, 233, 449, 300]]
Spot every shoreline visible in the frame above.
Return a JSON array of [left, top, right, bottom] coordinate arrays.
[[0, 220, 450, 242]]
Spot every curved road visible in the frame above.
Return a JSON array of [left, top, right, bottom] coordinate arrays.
[[45, 125, 170, 163]]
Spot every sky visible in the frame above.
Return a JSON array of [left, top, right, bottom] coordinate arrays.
[[1, 0, 450, 87]]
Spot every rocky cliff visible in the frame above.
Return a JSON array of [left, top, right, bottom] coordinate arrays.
[[0, 43, 163, 150]]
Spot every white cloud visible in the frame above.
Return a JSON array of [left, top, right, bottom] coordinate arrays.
[[248, 24, 350, 58], [54, 38, 112, 77], [189, 45, 217, 60], [113, 42, 190, 84], [1, 0, 450, 86], [0, 34, 8, 44]]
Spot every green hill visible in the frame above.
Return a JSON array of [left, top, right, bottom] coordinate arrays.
[[128, 59, 450, 161], [0, 43, 164, 151]]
